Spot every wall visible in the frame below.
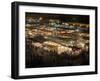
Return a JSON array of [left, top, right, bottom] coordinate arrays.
[[0, 0, 99, 81]]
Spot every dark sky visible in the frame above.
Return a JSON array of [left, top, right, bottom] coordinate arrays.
[[26, 12, 89, 24]]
